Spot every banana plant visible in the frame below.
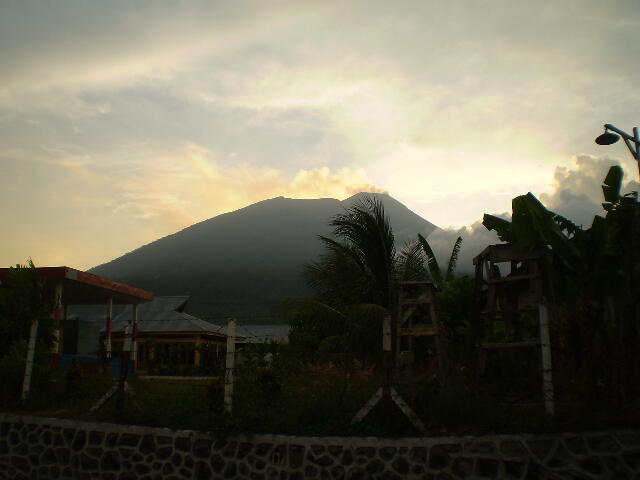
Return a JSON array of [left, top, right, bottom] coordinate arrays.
[[481, 164, 640, 405], [483, 192, 581, 271], [416, 234, 463, 290]]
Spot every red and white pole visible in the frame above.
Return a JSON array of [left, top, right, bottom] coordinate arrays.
[[104, 298, 113, 359]]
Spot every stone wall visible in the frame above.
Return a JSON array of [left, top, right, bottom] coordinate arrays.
[[1, 412, 639, 479]]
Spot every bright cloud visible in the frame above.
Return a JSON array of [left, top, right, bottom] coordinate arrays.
[[1, 1, 639, 270], [428, 153, 640, 273], [0, 144, 385, 269], [540, 154, 640, 227]]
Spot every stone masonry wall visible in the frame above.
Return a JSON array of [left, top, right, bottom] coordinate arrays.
[[1, 412, 639, 479]]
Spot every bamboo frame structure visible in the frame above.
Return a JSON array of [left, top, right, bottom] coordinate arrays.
[[473, 244, 555, 415]]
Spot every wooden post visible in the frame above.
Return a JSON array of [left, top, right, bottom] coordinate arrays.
[[224, 318, 236, 412], [634, 127, 640, 178], [382, 314, 392, 410], [131, 304, 138, 372], [351, 309, 425, 432], [194, 336, 202, 367], [538, 299, 555, 416], [104, 298, 113, 359], [50, 283, 63, 366]]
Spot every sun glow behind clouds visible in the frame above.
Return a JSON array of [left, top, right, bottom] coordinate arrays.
[[0, 144, 386, 269], [111, 144, 387, 228], [368, 143, 561, 227], [1, 0, 639, 268]]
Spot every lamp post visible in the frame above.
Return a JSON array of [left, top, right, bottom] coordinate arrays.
[[595, 124, 640, 179], [597, 124, 640, 351]]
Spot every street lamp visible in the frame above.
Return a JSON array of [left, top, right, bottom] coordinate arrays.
[[595, 124, 640, 178]]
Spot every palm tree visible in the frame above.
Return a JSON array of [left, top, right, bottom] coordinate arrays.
[[285, 196, 425, 362], [304, 196, 397, 308]]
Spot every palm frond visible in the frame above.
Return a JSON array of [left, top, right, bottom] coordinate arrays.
[[445, 236, 463, 282], [327, 196, 396, 307], [397, 240, 428, 282], [303, 241, 369, 306], [552, 213, 582, 238], [417, 233, 443, 288]]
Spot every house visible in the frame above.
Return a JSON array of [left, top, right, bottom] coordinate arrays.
[[231, 324, 290, 344], [105, 296, 230, 374]]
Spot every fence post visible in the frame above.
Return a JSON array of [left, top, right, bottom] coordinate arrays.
[[21, 318, 39, 403], [50, 283, 63, 367], [104, 297, 113, 359], [224, 318, 236, 412], [382, 314, 392, 410], [131, 304, 138, 372]]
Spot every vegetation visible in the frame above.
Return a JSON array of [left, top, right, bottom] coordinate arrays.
[[0, 260, 55, 407], [5, 169, 640, 436], [304, 196, 398, 308], [280, 197, 401, 364], [482, 165, 640, 409], [417, 233, 462, 290]]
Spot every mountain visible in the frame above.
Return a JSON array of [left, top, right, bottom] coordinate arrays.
[[90, 193, 437, 321]]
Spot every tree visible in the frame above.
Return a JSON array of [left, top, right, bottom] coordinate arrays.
[[481, 165, 640, 405], [0, 260, 54, 406], [285, 197, 399, 362], [278, 298, 386, 364], [304, 196, 397, 308]]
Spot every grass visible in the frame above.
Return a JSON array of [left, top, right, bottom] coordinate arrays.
[[7, 361, 640, 438]]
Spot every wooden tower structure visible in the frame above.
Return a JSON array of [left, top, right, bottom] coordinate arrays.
[[396, 281, 440, 378], [473, 244, 554, 415]]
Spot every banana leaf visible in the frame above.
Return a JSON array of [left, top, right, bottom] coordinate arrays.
[[482, 214, 513, 242], [417, 233, 443, 288]]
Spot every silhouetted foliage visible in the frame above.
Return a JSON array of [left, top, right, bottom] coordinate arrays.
[[304, 196, 397, 308], [0, 260, 54, 406], [482, 165, 640, 407]]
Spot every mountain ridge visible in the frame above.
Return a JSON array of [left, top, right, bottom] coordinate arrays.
[[90, 192, 437, 321]]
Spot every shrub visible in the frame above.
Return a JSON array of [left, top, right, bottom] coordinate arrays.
[[205, 378, 224, 410]]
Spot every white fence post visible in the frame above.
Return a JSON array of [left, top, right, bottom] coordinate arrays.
[[21, 318, 39, 403], [22, 282, 63, 403]]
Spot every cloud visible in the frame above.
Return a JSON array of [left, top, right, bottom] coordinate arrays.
[[369, 143, 554, 228], [540, 154, 639, 227], [426, 221, 502, 276], [0, 144, 385, 270], [2, 0, 640, 276], [426, 154, 640, 275], [126, 145, 386, 228], [290, 167, 387, 198]]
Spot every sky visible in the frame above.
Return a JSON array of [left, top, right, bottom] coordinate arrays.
[[1, 0, 639, 270]]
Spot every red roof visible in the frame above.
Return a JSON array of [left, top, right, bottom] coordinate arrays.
[[0, 266, 154, 305]]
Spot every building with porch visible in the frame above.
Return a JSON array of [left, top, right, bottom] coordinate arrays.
[[105, 296, 230, 374], [0, 265, 154, 400]]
